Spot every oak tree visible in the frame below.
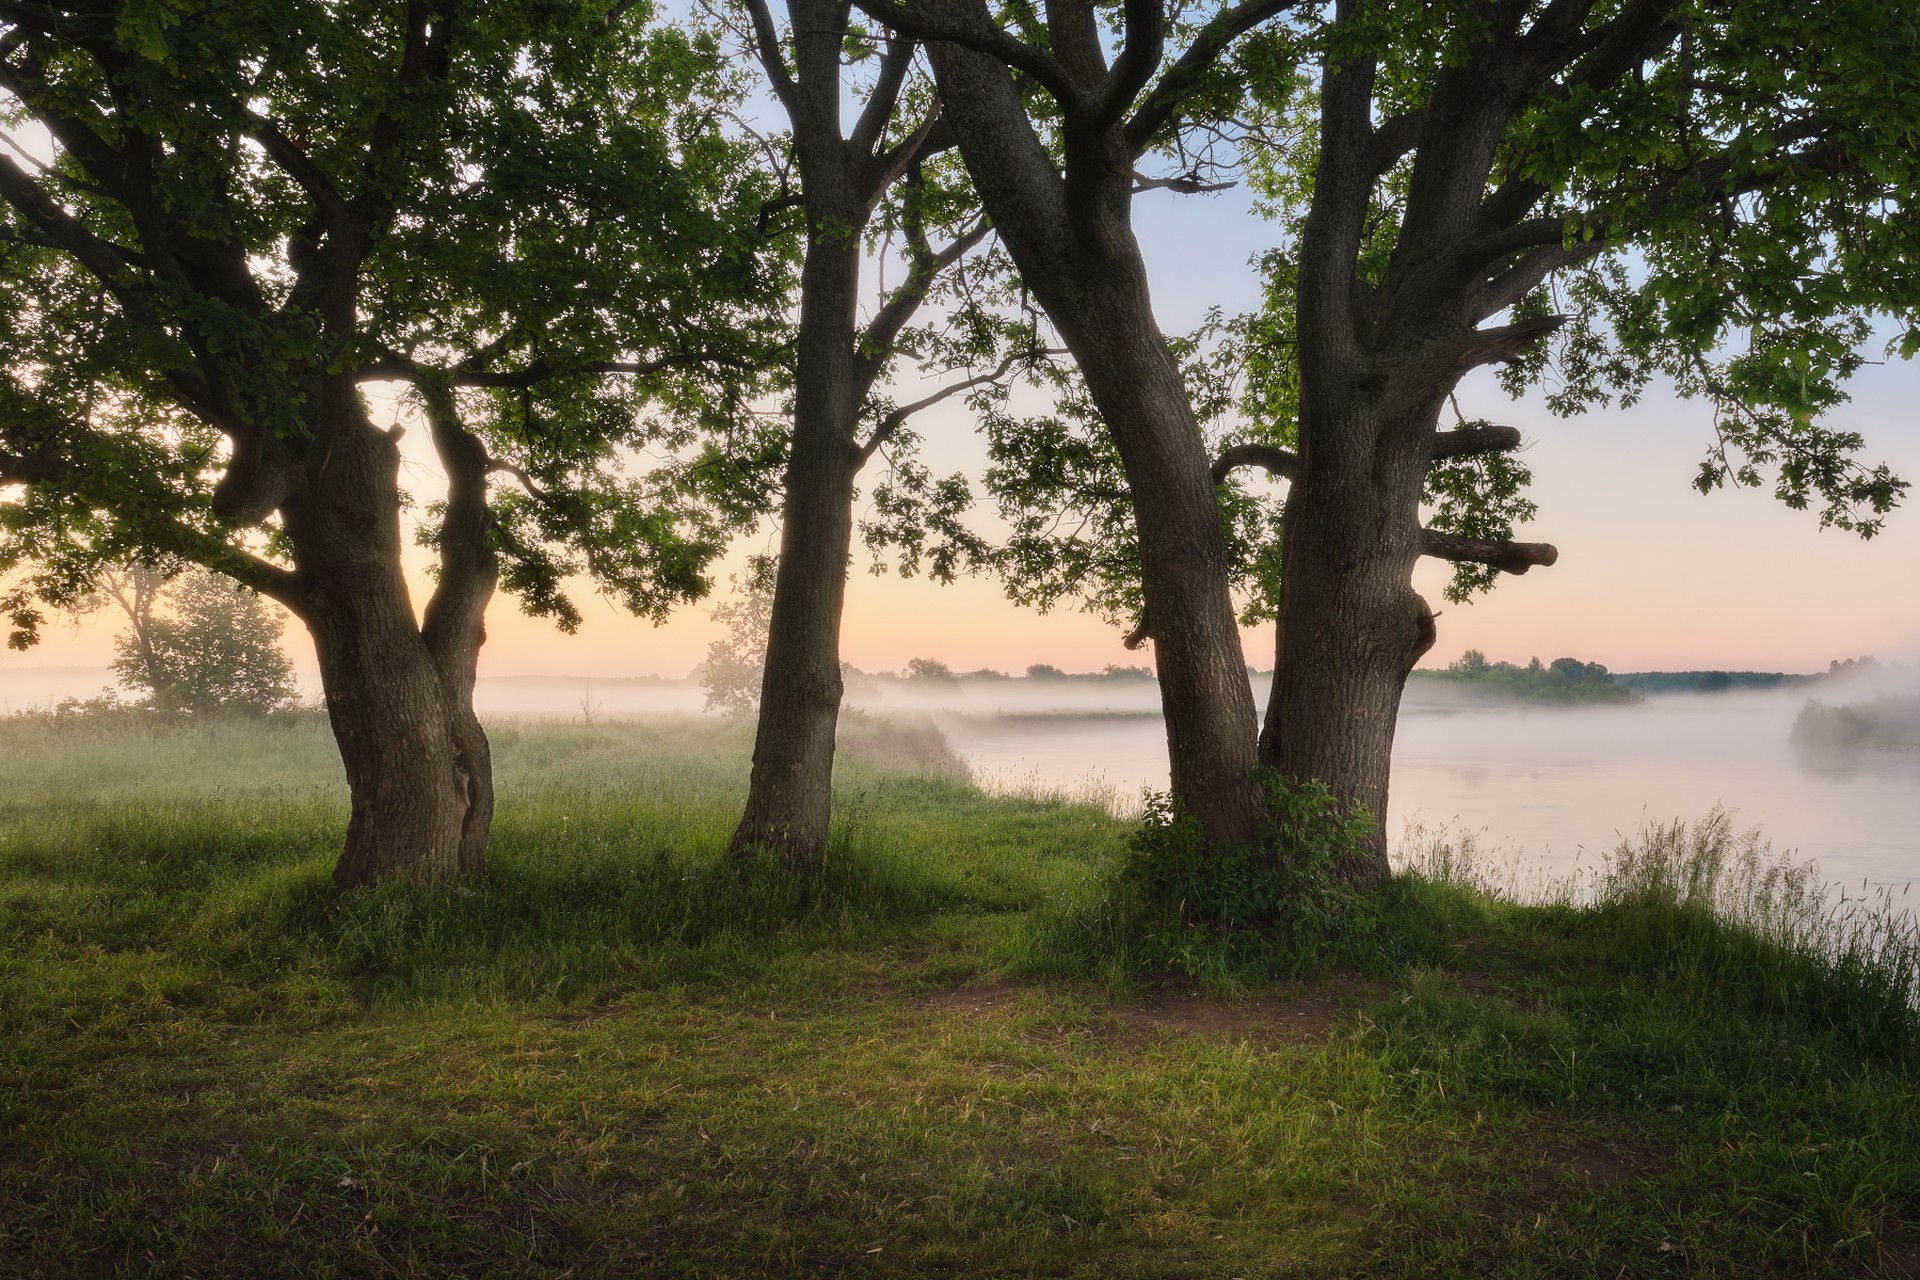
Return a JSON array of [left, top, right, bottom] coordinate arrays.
[[853, 0, 1915, 878], [0, 0, 787, 884]]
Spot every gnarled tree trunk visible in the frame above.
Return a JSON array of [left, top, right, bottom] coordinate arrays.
[[1260, 396, 1441, 885], [284, 387, 498, 888]]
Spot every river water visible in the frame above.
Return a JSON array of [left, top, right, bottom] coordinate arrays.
[[8, 663, 1914, 892], [909, 678, 1920, 893]]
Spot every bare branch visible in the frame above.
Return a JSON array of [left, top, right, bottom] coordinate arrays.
[[1123, 0, 1309, 155], [857, 218, 989, 388], [1419, 529, 1558, 574], [857, 347, 1062, 462], [1131, 169, 1236, 194]]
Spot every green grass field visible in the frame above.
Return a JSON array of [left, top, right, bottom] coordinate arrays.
[[2, 712, 1917, 1277]]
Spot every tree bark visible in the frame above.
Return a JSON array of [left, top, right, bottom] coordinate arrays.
[[281, 384, 497, 888], [924, 38, 1261, 847], [1260, 398, 1439, 885], [731, 225, 864, 866]]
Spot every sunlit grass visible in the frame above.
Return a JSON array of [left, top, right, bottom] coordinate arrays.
[[2, 713, 1918, 1277]]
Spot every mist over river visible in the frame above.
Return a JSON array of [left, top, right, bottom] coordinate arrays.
[[5, 662, 1914, 892], [918, 676, 1920, 893]]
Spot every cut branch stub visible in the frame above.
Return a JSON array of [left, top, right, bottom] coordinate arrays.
[[1418, 529, 1557, 574], [1453, 313, 1567, 371], [1428, 423, 1522, 461]]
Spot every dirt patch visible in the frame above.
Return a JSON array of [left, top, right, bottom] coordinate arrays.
[[550, 999, 630, 1031], [1858, 1239, 1920, 1279], [1527, 1136, 1651, 1191], [1111, 980, 1380, 1045], [917, 977, 1027, 1017]]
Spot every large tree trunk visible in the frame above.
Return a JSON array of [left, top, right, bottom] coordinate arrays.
[[314, 607, 489, 888], [1261, 395, 1440, 883], [283, 391, 496, 888], [731, 228, 864, 866], [923, 40, 1262, 849], [1067, 267, 1262, 850]]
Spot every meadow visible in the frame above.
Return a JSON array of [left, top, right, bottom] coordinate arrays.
[[2, 711, 1918, 1278]]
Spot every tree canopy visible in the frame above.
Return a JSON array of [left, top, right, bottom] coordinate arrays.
[[0, 0, 791, 647]]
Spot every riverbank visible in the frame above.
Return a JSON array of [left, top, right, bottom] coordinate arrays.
[[2, 714, 1917, 1277]]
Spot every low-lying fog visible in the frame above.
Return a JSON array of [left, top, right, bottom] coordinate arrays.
[[6, 662, 1915, 892]]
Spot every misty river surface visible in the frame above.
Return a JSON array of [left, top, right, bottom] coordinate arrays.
[[915, 682, 1920, 893], [6, 664, 1915, 893]]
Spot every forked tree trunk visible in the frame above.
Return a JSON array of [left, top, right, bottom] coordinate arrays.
[[731, 228, 864, 866], [1070, 267, 1262, 850], [283, 392, 497, 888], [1261, 397, 1442, 884], [923, 39, 1263, 849]]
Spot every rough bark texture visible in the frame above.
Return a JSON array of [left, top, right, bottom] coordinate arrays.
[[1261, 399, 1439, 885], [1256, 4, 1597, 881], [282, 381, 498, 888], [925, 38, 1261, 848]]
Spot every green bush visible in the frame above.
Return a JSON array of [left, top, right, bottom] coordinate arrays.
[[1111, 771, 1386, 982]]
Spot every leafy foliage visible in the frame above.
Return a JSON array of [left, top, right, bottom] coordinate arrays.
[[1117, 771, 1382, 981], [107, 567, 298, 718], [1424, 650, 1639, 705], [0, 0, 793, 642]]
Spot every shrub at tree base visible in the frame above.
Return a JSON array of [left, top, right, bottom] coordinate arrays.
[[1116, 771, 1385, 983]]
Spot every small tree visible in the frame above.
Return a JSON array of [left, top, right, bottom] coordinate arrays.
[[106, 567, 297, 717], [905, 657, 956, 681], [700, 571, 775, 718]]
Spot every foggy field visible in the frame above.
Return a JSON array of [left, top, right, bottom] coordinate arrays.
[[5, 714, 1920, 1277]]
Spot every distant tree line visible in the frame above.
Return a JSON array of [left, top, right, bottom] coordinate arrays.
[[1421, 651, 1639, 705]]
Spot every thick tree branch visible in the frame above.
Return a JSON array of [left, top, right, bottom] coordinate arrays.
[[418, 383, 498, 687], [1211, 441, 1297, 483], [245, 113, 351, 226], [863, 103, 946, 202], [357, 352, 685, 389], [850, 36, 919, 159], [744, 0, 801, 114], [1122, 0, 1307, 155], [1, 443, 300, 604], [1094, 0, 1165, 137], [1370, 107, 1426, 174], [850, 0, 1084, 111], [1419, 529, 1557, 573]]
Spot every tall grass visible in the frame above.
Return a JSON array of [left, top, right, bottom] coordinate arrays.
[[0, 711, 1130, 1015], [1400, 808, 1920, 1059]]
